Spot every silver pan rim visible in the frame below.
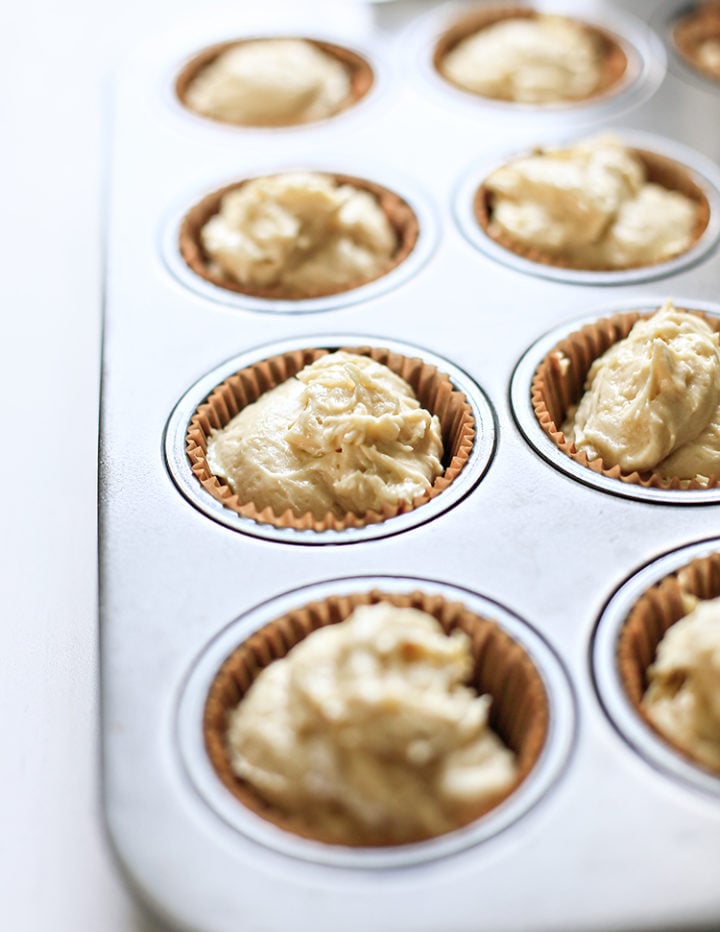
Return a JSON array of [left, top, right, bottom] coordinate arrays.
[[454, 130, 720, 286]]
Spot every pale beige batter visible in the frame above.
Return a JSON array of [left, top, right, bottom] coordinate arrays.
[[697, 37, 720, 76], [441, 15, 603, 103], [227, 603, 518, 843], [207, 351, 444, 519], [484, 136, 699, 269], [562, 302, 720, 478], [643, 594, 720, 770], [185, 38, 351, 125], [200, 172, 397, 295]]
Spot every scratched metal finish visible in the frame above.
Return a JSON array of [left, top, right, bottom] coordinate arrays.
[[101, 2, 720, 929]]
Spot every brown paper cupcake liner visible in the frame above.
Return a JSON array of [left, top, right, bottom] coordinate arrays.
[[175, 37, 375, 126], [475, 148, 711, 272], [531, 307, 720, 490], [433, 7, 628, 103], [186, 345, 475, 531], [617, 551, 720, 774], [178, 173, 419, 301], [204, 588, 550, 846], [673, 3, 720, 82]]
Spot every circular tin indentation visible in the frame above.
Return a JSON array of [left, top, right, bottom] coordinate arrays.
[[653, 0, 720, 91], [176, 576, 575, 867], [510, 301, 720, 504], [165, 335, 496, 544], [455, 132, 720, 285], [593, 539, 720, 797], [161, 170, 437, 314], [405, 1, 666, 127], [174, 36, 375, 129]]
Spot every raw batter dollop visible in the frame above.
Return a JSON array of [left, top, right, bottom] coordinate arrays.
[[484, 136, 699, 269], [185, 38, 351, 125], [643, 594, 720, 770], [441, 15, 604, 103], [675, 3, 720, 81], [698, 37, 720, 75], [200, 172, 397, 295], [562, 302, 720, 477], [227, 603, 518, 843], [207, 351, 444, 519]]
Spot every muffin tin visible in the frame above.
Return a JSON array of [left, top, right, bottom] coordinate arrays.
[[408, 0, 667, 125], [654, 0, 720, 91], [161, 168, 438, 313], [165, 335, 495, 542], [178, 577, 574, 868], [511, 299, 720, 503], [101, 1, 720, 930], [455, 131, 720, 284]]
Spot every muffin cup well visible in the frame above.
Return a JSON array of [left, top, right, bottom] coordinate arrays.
[[433, 7, 629, 103], [175, 37, 375, 127], [617, 551, 720, 774], [530, 307, 720, 490], [185, 345, 475, 531], [178, 174, 419, 301], [673, 3, 720, 82], [203, 588, 549, 846], [475, 148, 711, 272]]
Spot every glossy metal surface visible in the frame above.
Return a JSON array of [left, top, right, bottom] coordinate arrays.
[[101, 2, 720, 929]]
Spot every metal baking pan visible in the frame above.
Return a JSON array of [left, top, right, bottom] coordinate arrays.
[[100, 1, 720, 929]]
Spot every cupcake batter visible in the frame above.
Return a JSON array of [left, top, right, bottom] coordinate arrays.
[[643, 594, 720, 770], [200, 172, 397, 295], [440, 15, 604, 103], [697, 37, 720, 77], [227, 603, 518, 843], [184, 38, 351, 125], [484, 136, 699, 269], [562, 302, 720, 478], [207, 351, 444, 519]]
